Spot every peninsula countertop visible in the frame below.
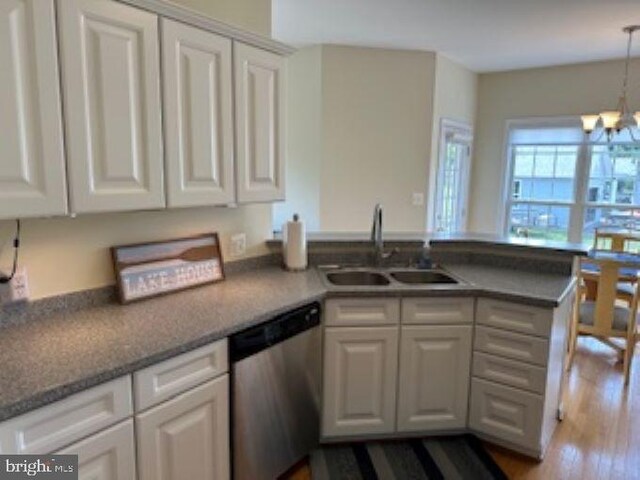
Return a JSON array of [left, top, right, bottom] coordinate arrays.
[[0, 263, 575, 421]]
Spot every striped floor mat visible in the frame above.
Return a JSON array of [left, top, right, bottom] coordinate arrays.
[[310, 435, 508, 480]]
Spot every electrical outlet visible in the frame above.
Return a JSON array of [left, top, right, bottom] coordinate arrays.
[[230, 233, 247, 258], [412, 192, 424, 206], [10, 267, 29, 303], [0, 268, 29, 305]]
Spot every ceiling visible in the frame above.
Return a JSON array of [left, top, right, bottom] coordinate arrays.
[[272, 0, 640, 72]]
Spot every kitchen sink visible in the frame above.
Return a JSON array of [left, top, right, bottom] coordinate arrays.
[[326, 270, 391, 286], [389, 270, 458, 285]]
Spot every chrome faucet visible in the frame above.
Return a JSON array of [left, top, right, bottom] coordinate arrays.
[[371, 203, 397, 266]]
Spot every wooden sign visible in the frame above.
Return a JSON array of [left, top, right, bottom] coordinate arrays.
[[111, 233, 224, 304]]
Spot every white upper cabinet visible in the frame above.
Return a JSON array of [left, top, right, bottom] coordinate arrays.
[[234, 42, 285, 203], [57, 0, 165, 213], [161, 19, 235, 208], [0, 0, 67, 219]]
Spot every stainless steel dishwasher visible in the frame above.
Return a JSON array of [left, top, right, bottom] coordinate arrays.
[[230, 302, 321, 480]]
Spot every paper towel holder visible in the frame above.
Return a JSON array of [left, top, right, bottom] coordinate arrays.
[[283, 213, 308, 271]]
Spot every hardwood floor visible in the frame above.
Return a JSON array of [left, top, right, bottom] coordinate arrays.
[[285, 336, 640, 480], [487, 336, 640, 480]]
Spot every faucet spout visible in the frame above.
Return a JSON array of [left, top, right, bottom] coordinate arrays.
[[371, 204, 392, 266]]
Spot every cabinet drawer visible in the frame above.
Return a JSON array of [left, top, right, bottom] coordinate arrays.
[[477, 299, 552, 338], [134, 340, 228, 411], [325, 298, 400, 326], [402, 297, 474, 325], [56, 419, 136, 480], [474, 326, 549, 367], [0, 376, 132, 454], [469, 378, 543, 451], [473, 352, 547, 394]]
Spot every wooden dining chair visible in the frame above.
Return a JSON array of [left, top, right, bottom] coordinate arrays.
[[569, 256, 639, 385], [593, 227, 640, 253], [592, 230, 640, 310]]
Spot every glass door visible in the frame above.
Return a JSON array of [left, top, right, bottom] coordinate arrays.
[[434, 121, 472, 233]]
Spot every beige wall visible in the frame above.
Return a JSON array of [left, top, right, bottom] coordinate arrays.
[[273, 46, 323, 231], [172, 0, 271, 36], [427, 54, 478, 229], [0, 0, 274, 300], [469, 57, 640, 234], [319, 45, 436, 232], [0, 206, 272, 300], [281, 47, 477, 233]]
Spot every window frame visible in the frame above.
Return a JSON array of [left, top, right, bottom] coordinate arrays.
[[500, 117, 640, 244]]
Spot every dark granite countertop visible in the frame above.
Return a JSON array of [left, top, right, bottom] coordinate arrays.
[[0, 263, 575, 421], [441, 264, 576, 307], [428, 232, 588, 255], [0, 267, 325, 422], [267, 231, 589, 255]]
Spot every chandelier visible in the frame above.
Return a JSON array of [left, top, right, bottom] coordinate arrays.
[[581, 25, 640, 142]]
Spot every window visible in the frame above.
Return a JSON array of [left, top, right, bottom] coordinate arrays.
[[503, 120, 640, 245]]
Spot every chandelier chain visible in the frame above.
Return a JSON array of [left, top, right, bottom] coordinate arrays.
[[622, 27, 634, 98]]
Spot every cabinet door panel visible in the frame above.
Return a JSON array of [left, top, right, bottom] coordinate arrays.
[[58, 0, 164, 213], [57, 420, 136, 480], [234, 42, 285, 203], [0, 0, 67, 218], [322, 327, 398, 437], [136, 375, 230, 480], [162, 19, 234, 207], [397, 326, 471, 431], [469, 378, 543, 452]]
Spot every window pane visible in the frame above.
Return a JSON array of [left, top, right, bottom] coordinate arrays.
[[534, 151, 554, 177], [586, 145, 640, 205], [509, 203, 570, 241], [583, 206, 640, 232], [511, 145, 577, 201]]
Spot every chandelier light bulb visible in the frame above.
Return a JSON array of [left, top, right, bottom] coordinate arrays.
[[581, 115, 600, 133], [600, 111, 621, 130], [635, 111, 640, 128]]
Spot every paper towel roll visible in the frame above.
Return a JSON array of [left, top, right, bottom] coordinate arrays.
[[283, 214, 307, 271]]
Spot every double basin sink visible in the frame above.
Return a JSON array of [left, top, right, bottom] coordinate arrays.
[[324, 268, 459, 287]]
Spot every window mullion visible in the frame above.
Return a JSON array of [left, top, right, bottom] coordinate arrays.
[[569, 141, 590, 243]]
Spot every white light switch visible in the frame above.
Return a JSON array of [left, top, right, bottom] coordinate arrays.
[[230, 233, 247, 258], [412, 192, 424, 206]]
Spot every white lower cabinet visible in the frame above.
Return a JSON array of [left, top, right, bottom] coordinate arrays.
[[136, 375, 230, 480], [469, 294, 574, 458], [322, 327, 398, 437], [468, 378, 543, 450], [57, 420, 136, 480], [397, 325, 472, 431]]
